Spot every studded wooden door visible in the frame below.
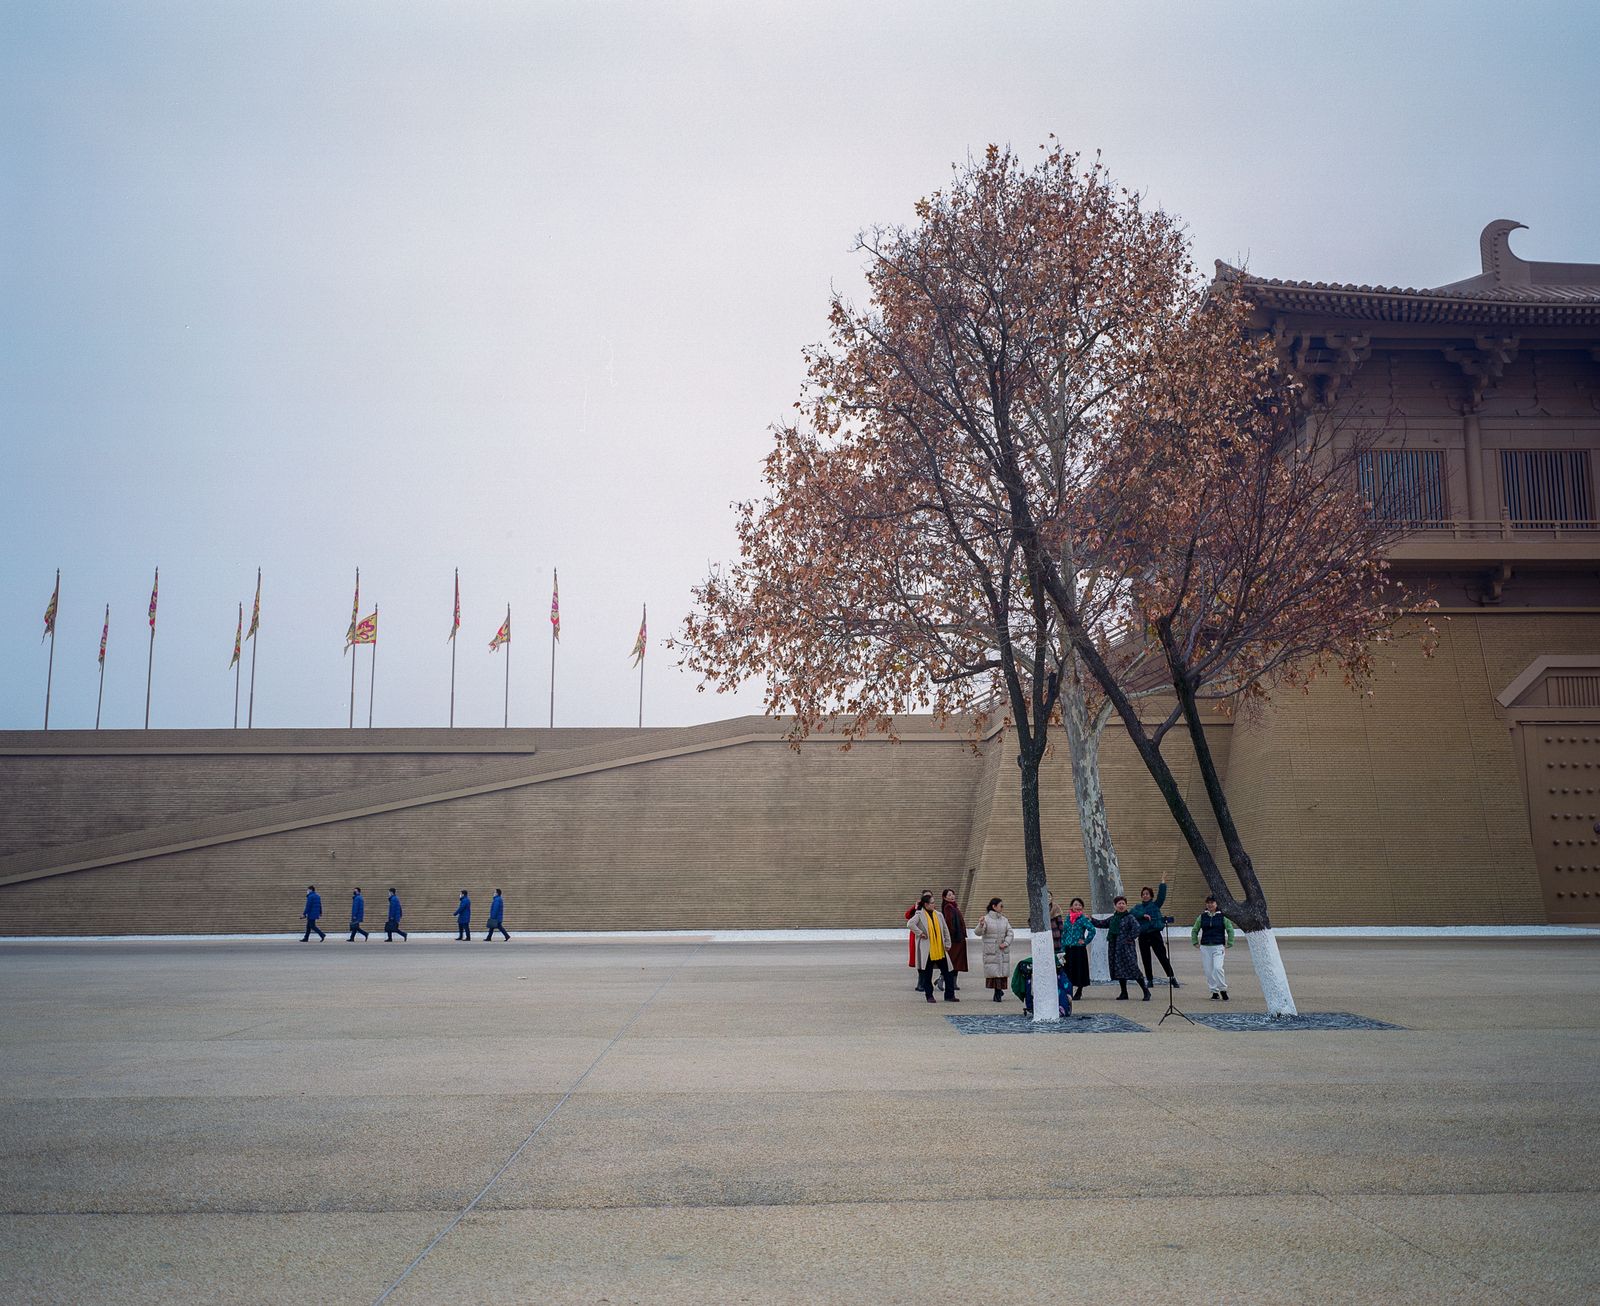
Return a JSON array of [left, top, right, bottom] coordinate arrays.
[[1523, 727, 1600, 922]]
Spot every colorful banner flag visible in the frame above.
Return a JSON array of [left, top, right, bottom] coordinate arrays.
[[490, 611, 511, 652], [98, 605, 108, 666], [147, 569, 159, 631], [42, 572, 59, 641], [230, 605, 242, 668], [630, 605, 647, 667], [352, 610, 378, 645], [550, 570, 560, 641], [344, 569, 360, 651], [448, 570, 460, 642], [248, 570, 261, 639]]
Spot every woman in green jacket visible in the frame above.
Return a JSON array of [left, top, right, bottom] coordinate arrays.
[[1059, 897, 1095, 1000]]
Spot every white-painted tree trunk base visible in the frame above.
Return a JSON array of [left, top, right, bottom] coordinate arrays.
[[1029, 930, 1060, 1022], [1088, 931, 1110, 983], [1244, 928, 1297, 1017]]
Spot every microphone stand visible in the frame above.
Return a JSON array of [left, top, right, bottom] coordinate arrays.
[[1157, 914, 1194, 1026]]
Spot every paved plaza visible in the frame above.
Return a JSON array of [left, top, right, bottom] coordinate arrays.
[[1, 934, 1597, 1304]]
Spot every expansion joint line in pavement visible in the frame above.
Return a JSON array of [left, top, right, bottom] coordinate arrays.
[[372, 943, 705, 1305]]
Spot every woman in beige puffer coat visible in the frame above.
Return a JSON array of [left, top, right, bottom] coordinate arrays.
[[972, 897, 1014, 1004]]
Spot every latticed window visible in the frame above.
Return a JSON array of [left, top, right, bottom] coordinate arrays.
[[1499, 450, 1595, 526], [1358, 449, 1448, 526]]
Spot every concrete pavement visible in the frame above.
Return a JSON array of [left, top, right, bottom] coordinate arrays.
[[1, 935, 1597, 1303]]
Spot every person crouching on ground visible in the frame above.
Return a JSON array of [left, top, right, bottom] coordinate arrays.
[[907, 892, 957, 1003], [484, 889, 509, 942], [1191, 895, 1234, 1000], [1132, 877, 1180, 990], [1091, 897, 1150, 1000], [384, 888, 407, 941], [972, 897, 1013, 1003], [348, 886, 369, 942], [1060, 897, 1095, 1000], [939, 888, 968, 995], [454, 890, 471, 941]]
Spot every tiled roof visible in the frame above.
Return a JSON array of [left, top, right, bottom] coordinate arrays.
[[1216, 220, 1600, 325]]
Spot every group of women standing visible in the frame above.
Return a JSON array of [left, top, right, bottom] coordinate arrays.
[[919, 877, 1183, 1006]]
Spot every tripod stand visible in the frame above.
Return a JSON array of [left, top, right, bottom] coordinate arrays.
[[1156, 916, 1193, 1026]]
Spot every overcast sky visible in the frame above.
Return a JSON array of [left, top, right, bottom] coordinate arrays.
[[3, 0, 1596, 732]]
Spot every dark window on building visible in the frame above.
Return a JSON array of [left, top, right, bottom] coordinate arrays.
[[1358, 449, 1448, 526], [1499, 449, 1595, 526]]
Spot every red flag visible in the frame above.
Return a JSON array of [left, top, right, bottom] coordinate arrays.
[[248, 570, 261, 639], [98, 605, 108, 666], [352, 610, 378, 645], [448, 570, 460, 642], [490, 608, 511, 652], [550, 570, 560, 641], [42, 571, 59, 641], [147, 569, 159, 631], [229, 604, 242, 668]]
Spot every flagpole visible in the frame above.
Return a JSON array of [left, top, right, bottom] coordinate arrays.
[[368, 607, 377, 729], [234, 603, 242, 729], [504, 605, 512, 729], [549, 625, 555, 728], [449, 568, 458, 729], [144, 568, 157, 730], [43, 574, 58, 730], [247, 569, 259, 729], [95, 606, 107, 731], [638, 648, 645, 729]]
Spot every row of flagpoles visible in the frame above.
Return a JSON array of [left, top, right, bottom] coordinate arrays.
[[35, 567, 649, 731]]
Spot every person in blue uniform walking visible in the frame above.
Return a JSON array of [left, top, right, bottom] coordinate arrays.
[[347, 887, 369, 942], [483, 889, 509, 942], [384, 887, 408, 942], [454, 890, 472, 941], [301, 885, 325, 942]]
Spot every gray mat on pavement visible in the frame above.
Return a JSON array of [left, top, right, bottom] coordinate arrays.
[[1186, 1011, 1403, 1031], [944, 1012, 1150, 1034]]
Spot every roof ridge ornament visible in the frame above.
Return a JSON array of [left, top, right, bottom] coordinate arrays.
[[1480, 219, 1530, 285]]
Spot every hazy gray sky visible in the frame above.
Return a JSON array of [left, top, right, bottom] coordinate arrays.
[[4, 1, 1597, 731]]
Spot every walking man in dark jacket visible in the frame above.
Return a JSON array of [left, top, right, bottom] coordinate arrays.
[[483, 889, 510, 941], [384, 888, 407, 942], [454, 890, 472, 941], [347, 887, 369, 941], [301, 885, 325, 942]]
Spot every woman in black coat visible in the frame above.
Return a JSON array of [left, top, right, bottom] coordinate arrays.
[[1091, 896, 1151, 1000]]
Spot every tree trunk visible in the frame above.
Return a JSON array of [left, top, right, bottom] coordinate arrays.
[[1018, 751, 1061, 1023], [1243, 927, 1298, 1018], [1061, 667, 1122, 914]]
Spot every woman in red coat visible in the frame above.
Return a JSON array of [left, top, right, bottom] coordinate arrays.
[[940, 888, 969, 995]]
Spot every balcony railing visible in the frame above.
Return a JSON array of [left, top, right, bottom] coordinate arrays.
[[1394, 518, 1600, 540]]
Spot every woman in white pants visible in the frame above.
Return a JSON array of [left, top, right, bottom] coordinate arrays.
[[1189, 895, 1235, 1000]]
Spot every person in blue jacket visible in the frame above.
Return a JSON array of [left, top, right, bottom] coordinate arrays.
[[454, 890, 472, 941], [301, 885, 325, 942], [347, 887, 369, 942], [484, 889, 509, 942], [384, 887, 407, 942]]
